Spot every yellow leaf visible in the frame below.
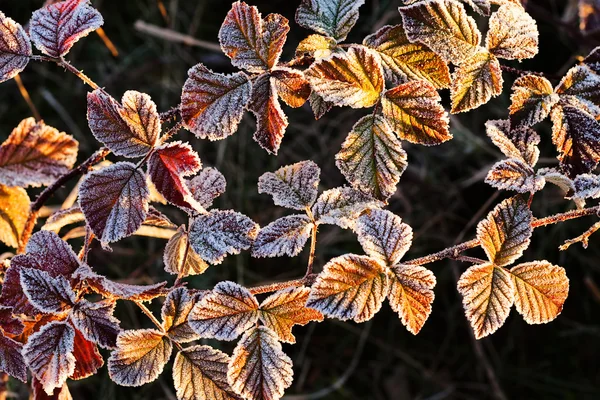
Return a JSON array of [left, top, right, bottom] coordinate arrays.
[[295, 34, 338, 59], [486, 4, 538, 60], [509, 75, 559, 130], [0, 184, 29, 248], [451, 50, 503, 113]]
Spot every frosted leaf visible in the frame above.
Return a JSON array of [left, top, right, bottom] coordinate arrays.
[[252, 215, 313, 258], [70, 328, 103, 380], [144, 206, 176, 229], [510, 261, 569, 324], [173, 345, 237, 400], [247, 73, 288, 154], [188, 210, 258, 265], [0, 257, 41, 316], [388, 264, 436, 334], [188, 167, 227, 210], [164, 226, 209, 277], [0, 334, 27, 382], [312, 186, 383, 229], [477, 196, 532, 267], [295, 0, 364, 42], [307, 254, 389, 322], [181, 63, 252, 140], [188, 281, 259, 341], [271, 67, 311, 108], [537, 168, 575, 195], [73, 264, 168, 301], [305, 46, 384, 108], [23, 321, 76, 395], [461, 0, 491, 15], [355, 209, 413, 266], [87, 90, 154, 158], [451, 50, 503, 113], [42, 206, 84, 233], [161, 287, 199, 343], [32, 378, 72, 399], [258, 160, 320, 210], [584, 46, 600, 75], [0, 306, 24, 336], [227, 326, 293, 400], [20, 268, 76, 314], [0, 185, 29, 248], [296, 34, 338, 59], [509, 75, 559, 129], [550, 104, 600, 177], [118, 90, 160, 149], [108, 329, 172, 387], [0, 12, 32, 83], [572, 174, 600, 199], [259, 287, 323, 343], [78, 162, 150, 244], [0, 117, 78, 187], [219, 1, 289, 73], [147, 141, 203, 211], [457, 263, 514, 339], [309, 92, 333, 120], [399, 0, 481, 65], [363, 24, 450, 88], [485, 158, 545, 193], [485, 120, 541, 166], [336, 115, 407, 201], [30, 0, 103, 58], [486, 4, 538, 60], [555, 65, 600, 114], [70, 300, 120, 349], [381, 80, 451, 145]]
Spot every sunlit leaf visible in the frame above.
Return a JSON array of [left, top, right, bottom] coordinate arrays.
[[485, 158, 545, 193], [87, 90, 155, 158], [0, 306, 24, 336], [363, 24, 450, 88], [164, 226, 208, 277], [555, 65, 600, 114], [312, 186, 383, 229], [307, 254, 389, 322], [30, 0, 103, 58], [382, 79, 451, 145], [70, 328, 104, 380], [572, 173, 600, 199], [79, 162, 150, 244], [336, 115, 407, 201], [258, 160, 320, 210], [0, 185, 29, 248], [271, 67, 311, 108], [485, 120, 540, 166], [247, 73, 288, 154], [584, 46, 600, 74], [536, 168, 576, 196], [0, 334, 27, 382], [399, 0, 481, 65], [259, 287, 323, 343], [477, 196, 532, 267], [305, 46, 384, 108], [188, 281, 259, 341], [108, 329, 172, 387], [451, 50, 503, 113], [173, 345, 238, 400], [42, 206, 85, 233], [252, 215, 313, 258], [509, 75, 559, 129], [181, 63, 252, 140], [70, 300, 120, 349], [188, 167, 227, 210], [189, 210, 258, 265], [161, 287, 199, 343], [457, 263, 514, 339], [23, 321, 76, 395], [295, 0, 364, 42], [118, 90, 161, 149], [0, 12, 31, 83], [228, 326, 293, 400], [296, 34, 338, 59], [0, 117, 78, 187], [486, 4, 538, 60], [550, 103, 600, 177], [31, 377, 72, 400], [147, 141, 202, 211], [219, 1, 289, 73], [388, 264, 436, 334], [355, 209, 413, 266], [510, 261, 569, 325], [20, 268, 76, 314]]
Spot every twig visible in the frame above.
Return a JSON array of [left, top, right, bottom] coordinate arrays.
[[249, 275, 317, 295], [159, 121, 184, 144], [559, 221, 600, 250], [30, 55, 104, 92], [134, 20, 222, 52], [18, 147, 110, 253], [305, 208, 318, 277], [96, 27, 119, 57], [134, 301, 183, 351], [14, 74, 41, 121], [159, 105, 180, 123]]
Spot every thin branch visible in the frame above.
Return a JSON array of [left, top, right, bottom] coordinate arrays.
[[30, 55, 103, 92], [134, 20, 222, 52], [559, 221, 600, 251], [14, 74, 41, 121], [249, 275, 317, 295], [134, 300, 184, 352], [18, 147, 110, 253], [159, 121, 184, 144], [159, 105, 181, 123], [305, 208, 318, 277]]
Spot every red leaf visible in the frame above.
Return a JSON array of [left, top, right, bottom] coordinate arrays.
[[20, 268, 76, 314], [70, 300, 120, 349], [0, 12, 32, 83], [32, 377, 72, 400], [0, 306, 24, 336], [30, 0, 103, 58], [248, 73, 288, 154], [0, 334, 27, 382], [147, 141, 203, 211], [69, 327, 103, 380]]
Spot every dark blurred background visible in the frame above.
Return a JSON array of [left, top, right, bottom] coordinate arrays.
[[1, 0, 599, 399]]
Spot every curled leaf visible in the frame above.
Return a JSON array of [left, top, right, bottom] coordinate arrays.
[[295, 0, 364, 42], [271, 67, 311, 108], [164, 226, 208, 277], [252, 215, 313, 258], [554, 65, 600, 115], [485, 158, 545, 193], [0, 12, 32, 83], [258, 160, 320, 210], [451, 50, 503, 113], [296, 34, 338, 59], [161, 287, 199, 343], [509, 75, 559, 129]]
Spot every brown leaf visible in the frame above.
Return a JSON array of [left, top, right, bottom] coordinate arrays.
[[163, 226, 208, 277], [355, 209, 413, 266], [161, 287, 200, 344], [271, 68, 311, 108], [509, 75, 559, 129], [485, 158, 545, 193], [486, 4, 539, 60], [0, 11, 32, 83], [69, 328, 103, 380], [485, 120, 540, 166], [0, 185, 29, 248]]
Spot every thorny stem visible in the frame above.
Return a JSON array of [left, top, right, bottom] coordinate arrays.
[[159, 120, 184, 144], [249, 275, 318, 295], [18, 147, 110, 253], [30, 55, 104, 92], [159, 105, 181, 123], [559, 221, 600, 251]]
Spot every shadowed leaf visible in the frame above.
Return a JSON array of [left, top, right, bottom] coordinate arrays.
[[0, 12, 32, 83], [0, 306, 24, 336], [485, 120, 540, 166], [70, 300, 120, 349], [20, 268, 76, 314], [295, 0, 364, 42], [252, 215, 313, 258], [355, 209, 413, 266], [0, 334, 27, 382], [509, 75, 559, 129]]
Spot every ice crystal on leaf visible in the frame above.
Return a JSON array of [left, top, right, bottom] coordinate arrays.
[[296, 34, 339, 60], [485, 158, 544, 193], [70, 300, 120, 349], [252, 215, 314, 258], [0, 12, 32, 83], [258, 160, 320, 210], [572, 174, 600, 199], [0, 306, 24, 336], [271, 68, 311, 108], [161, 287, 200, 344], [0, 334, 27, 383], [296, 0, 364, 42], [118, 91, 161, 149], [485, 4, 539, 60], [451, 50, 503, 113], [20, 268, 76, 314], [188, 167, 227, 210], [312, 186, 383, 229], [509, 75, 559, 129], [355, 209, 413, 266], [555, 65, 600, 115], [69, 329, 104, 380], [485, 120, 541, 167]]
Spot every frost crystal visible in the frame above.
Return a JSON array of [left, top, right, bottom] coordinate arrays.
[[0, 12, 32, 83], [252, 215, 313, 258], [258, 160, 321, 210]]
